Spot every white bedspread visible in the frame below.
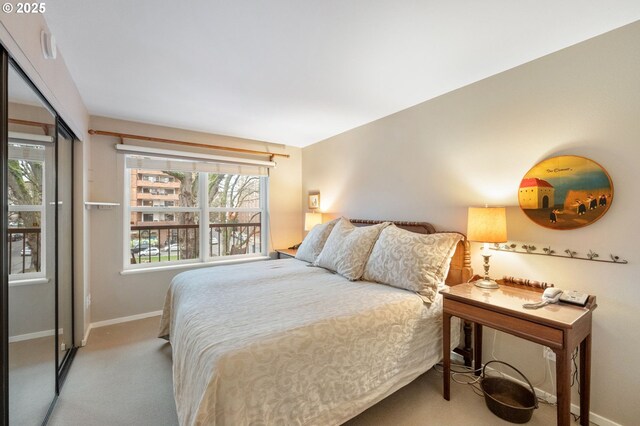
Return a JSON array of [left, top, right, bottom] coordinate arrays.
[[159, 258, 459, 426]]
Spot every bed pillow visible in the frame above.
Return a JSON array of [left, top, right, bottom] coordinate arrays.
[[295, 218, 339, 263], [363, 225, 462, 303], [314, 218, 389, 280]]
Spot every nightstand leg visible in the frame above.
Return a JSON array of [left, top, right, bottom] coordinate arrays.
[[443, 312, 451, 400], [462, 321, 473, 367], [555, 349, 572, 426], [580, 334, 591, 425], [473, 323, 483, 376]]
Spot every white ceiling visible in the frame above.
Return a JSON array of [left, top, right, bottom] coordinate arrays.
[[44, 1, 640, 147]]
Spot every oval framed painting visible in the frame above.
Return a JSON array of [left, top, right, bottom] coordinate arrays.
[[518, 155, 613, 230]]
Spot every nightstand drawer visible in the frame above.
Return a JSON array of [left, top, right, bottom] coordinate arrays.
[[444, 299, 564, 349]]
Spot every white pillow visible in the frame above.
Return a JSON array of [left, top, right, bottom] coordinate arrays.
[[295, 218, 339, 263], [314, 218, 389, 280], [363, 225, 462, 303]]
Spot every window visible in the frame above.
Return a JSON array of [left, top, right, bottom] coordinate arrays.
[[209, 174, 263, 257], [124, 155, 269, 269], [142, 213, 155, 222], [7, 143, 47, 279]]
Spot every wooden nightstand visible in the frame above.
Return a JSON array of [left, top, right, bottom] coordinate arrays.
[[275, 248, 297, 259], [440, 282, 596, 426]]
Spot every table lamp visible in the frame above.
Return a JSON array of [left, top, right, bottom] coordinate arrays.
[[304, 212, 323, 231], [467, 206, 507, 289]]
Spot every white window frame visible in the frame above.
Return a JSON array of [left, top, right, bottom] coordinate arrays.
[[8, 156, 47, 284], [123, 166, 269, 272], [8, 204, 47, 282], [203, 174, 267, 261]]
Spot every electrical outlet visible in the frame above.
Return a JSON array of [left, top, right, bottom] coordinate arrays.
[[543, 346, 556, 361]]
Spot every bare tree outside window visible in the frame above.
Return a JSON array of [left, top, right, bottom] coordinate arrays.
[[209, 174, 261, 256], [7, 157, 44, 274]]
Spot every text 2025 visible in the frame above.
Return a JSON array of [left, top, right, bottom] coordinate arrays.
[[17, 3, 46, 13]]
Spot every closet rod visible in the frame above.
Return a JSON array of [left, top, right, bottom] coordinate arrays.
[[88, 129, 290, 159]]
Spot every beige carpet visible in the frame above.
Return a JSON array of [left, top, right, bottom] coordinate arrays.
[[49, 316, 564, 426], [10, 336, 57, 425], [49, 318, 178, 426]]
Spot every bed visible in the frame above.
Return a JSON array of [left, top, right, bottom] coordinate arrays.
[[159, 220, 472, 426]]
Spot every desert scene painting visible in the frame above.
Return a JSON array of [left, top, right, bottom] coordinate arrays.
[[518, 155, 613, 230]]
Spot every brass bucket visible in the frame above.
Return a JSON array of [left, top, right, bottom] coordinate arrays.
[[480, 361, 538, 423]]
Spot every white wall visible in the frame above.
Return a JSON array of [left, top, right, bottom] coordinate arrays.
[[302, 22, 640, 425], [87, 116, 302, 322]]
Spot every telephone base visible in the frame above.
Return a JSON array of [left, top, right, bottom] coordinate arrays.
[[473, 278, 499, 289], [559, 291, 589, 307]]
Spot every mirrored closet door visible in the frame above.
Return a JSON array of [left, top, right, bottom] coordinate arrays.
[[7, 61, 57, 425], [1, 51, 78, 425]]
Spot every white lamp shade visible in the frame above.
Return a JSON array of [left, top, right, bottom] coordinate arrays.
[[467, 207, 507, 243], [304, 212, 323, 231]]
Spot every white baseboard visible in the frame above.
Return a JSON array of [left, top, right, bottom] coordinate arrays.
[[90, 310, 163, 329], [81, 324, 92, 347], [497, 369, 620, 426], [581, 410, 623, 426], [81, 310, 163, 346], [448, 352, 619, 426], [9, 328, 63, 343]]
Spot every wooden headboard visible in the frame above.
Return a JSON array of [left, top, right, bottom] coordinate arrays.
[[350, 219, 472, 285]]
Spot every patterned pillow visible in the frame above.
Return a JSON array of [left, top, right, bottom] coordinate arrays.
[[314, 218, 390, 280], [295, 218, 339, 263], [363, 225, 462, 303]]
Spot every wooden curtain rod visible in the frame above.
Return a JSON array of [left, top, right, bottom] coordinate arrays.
[[9, 118, 52, 135], [88, 129, 289, 159]]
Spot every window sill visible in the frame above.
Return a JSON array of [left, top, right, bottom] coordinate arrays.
[[120, 255, 270, 275], [9, 277, 50, 287]]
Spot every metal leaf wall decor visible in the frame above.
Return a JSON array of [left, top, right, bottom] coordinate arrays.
[[491, 243, 627, 264]]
